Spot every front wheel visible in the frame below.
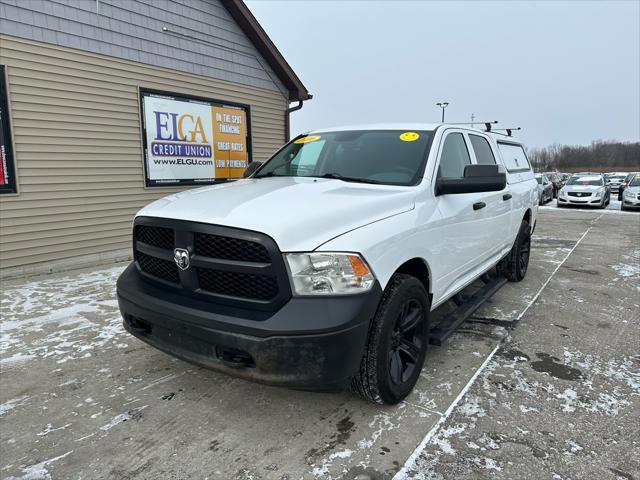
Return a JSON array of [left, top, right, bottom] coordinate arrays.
[[497, 219, 531, 282], [352, 274, 430, 405]]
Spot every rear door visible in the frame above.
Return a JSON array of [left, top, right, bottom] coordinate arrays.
[[466, 133, 512, 252]]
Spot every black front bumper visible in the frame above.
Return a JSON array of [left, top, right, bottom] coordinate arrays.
[[117, 263, 382, 391]]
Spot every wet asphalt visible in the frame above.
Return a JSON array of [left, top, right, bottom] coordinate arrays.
[[0, 208, 638, 480]]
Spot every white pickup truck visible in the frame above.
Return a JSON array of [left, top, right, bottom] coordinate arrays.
[[117, 124, 538, 404]]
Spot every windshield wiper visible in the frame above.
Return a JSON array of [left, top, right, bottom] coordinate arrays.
[[319, 173, 382, 184]]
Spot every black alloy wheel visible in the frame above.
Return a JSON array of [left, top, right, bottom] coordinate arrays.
[[352, 274, 430, 404], [498, 219, 531, 282], [518, 227, 531, 277], [388, 299, 425, 385]]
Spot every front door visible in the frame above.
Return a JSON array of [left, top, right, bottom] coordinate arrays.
[[430, 130, 509, 304]]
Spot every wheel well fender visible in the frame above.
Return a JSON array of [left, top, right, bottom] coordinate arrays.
[[393, 258, 432, 300]]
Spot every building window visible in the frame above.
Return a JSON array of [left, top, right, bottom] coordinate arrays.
[[0, 65, 17, 194], [139, 89, 252, 187]]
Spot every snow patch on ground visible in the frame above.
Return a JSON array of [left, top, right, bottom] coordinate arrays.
[[5, 450, 72, 480], [0, 396, 30, 416], [99, 406, 147, 431], [0, 266, 128, 369], [458, 394, 486, 418], [611, 262, 640, 278]]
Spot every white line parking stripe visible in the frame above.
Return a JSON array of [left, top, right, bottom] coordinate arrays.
[[393, 223, 595, 480]]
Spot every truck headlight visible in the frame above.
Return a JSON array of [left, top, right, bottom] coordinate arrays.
[[285, 252, 375, 295]]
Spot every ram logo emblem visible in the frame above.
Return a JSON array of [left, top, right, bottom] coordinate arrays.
[[173, 248, 190, 270]]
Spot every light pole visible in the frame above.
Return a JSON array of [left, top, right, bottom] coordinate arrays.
[[436, 102, 449, 123]]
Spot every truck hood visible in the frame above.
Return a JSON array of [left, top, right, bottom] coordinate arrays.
[[137, 177, 416, 251]]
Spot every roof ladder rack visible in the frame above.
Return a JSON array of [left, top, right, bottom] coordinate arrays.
[[491, 127, 522, 137], [446, 120, 498, 130]]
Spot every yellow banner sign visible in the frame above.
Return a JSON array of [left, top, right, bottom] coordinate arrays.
[[212, 106, 248, 179]]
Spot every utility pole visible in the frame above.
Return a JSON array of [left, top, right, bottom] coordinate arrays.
[[436, 102, 449, 123], [471, 113, 475, 128]]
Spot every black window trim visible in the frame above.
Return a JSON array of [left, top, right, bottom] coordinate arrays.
[[0, 65, 18, 195], [496, 140, 531, 173]]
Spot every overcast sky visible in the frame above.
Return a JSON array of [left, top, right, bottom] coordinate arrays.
[[246, 1, 640, 149]]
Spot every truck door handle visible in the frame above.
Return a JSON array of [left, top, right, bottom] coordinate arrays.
[[502, 193, 512, 201], [473, 202, 486, 211]]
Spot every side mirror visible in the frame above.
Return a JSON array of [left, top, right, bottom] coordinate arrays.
[[436, 164, 506, 195], [243, 161, 263, 178]]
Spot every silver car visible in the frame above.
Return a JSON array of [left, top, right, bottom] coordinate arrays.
[[606, 173, 628, 193], [557, 174, 610, 209], [621, 174, 640, 211], [535, 173, 553, 205]]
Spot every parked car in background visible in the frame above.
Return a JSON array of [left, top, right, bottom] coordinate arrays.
[[618, 172, 640, 201], [606, 173, 628, 194], [535, 173, 553, 205], [543, 172, 565, 197], [621, 174, 640, 211], [558, 174, 610, 208]]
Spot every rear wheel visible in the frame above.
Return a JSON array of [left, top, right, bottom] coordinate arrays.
[[497, 219, 531, 282], [352, 274, 430, 405]]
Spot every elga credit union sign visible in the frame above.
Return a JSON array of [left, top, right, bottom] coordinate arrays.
[[140, 89, 251, 186]]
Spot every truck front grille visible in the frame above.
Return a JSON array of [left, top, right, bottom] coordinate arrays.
[[132, 218, 291, 311], [136, 251, 180, 284], [197, 269, 279, 300], [135, 225, 174, 250], [194, 233, 270, 263]]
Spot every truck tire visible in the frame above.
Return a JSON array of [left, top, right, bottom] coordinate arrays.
[[351, 274, 430, 405], [497, 219, 531, 282]]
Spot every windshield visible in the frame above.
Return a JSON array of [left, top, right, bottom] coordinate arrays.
[[609, 175, 626, 182], [567, 176, 604, 186], [629, 175, 640, 187], [254, 130, 433, 186]]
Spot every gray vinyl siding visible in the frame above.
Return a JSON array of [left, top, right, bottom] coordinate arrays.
[[0, 34, 288, 271], [0, 0, 287, 95]]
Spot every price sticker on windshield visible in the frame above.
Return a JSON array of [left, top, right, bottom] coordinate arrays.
[[294, 135, 321, 144], [399, 132, 420, 142]]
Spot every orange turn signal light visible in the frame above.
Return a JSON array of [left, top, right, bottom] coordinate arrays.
[[347, 255, 370, 277]]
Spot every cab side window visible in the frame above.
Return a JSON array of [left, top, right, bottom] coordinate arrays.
[[437, 133, 471, 179], [469, 135, 496, 164]]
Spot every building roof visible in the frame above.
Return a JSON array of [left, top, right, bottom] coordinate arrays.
[[222, 0, 311, 102]]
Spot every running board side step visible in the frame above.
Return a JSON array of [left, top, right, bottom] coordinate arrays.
[[429, 277, 508, 346]]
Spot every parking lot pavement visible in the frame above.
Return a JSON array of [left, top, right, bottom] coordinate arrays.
[[400, 210, 640, 480], [1, 209, 638, 480]]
